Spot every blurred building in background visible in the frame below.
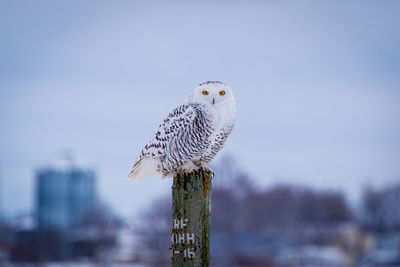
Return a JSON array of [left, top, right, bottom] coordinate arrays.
[[0, 153, 123, 263], [36, 154, 97, 229]]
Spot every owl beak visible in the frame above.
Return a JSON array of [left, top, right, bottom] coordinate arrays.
[[212, 98, 215, 105]]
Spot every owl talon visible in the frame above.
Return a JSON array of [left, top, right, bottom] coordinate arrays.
[[203, 166, 213, 174], [178, 160, 200, 175]]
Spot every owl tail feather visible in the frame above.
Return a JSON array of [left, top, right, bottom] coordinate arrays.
[[127, 157, 159, 181]]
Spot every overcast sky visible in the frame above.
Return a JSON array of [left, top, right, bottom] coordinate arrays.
[[1, 1, 399, 219]]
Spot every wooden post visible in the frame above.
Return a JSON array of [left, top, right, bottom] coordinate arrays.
[[171, 169, 213, 267]]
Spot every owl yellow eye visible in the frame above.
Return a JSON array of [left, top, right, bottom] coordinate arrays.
[[219, 90, 225, 96], [202, 90, 209, 95]]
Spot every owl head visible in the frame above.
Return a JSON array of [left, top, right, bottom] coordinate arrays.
[[188, 81, 235, 106]]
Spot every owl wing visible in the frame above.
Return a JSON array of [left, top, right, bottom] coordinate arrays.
[[131, 103, 213, 177], [202, 121, 235, 162]]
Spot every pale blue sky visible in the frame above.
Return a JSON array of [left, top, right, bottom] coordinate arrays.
[[1, 1, 399, 218]]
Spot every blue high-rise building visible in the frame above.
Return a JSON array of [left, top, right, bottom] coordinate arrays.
[[36, 155, 97, 229]]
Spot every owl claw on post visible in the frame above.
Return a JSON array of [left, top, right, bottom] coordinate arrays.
[[203, 167, 214, 177], [178, 161, 198, 174], [177, 161, 216, 177], [194, 161, 213, 175]]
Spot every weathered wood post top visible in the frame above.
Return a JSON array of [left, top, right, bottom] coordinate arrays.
[[171, 169, 213, 267]]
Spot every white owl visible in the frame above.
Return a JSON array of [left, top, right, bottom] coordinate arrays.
[[128, 81, 236, 180]]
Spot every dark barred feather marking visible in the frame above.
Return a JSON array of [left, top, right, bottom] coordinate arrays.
[[202, 122, 234, 162], [136, 103, 215, 176], [199, 81, 225, 86]]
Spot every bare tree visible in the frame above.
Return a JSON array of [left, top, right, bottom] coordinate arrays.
[[362, 182, 400, 233]]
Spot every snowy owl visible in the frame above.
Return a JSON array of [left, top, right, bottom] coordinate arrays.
[[128, 81, 236, 181]]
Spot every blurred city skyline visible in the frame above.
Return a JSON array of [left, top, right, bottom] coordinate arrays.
[[1, 0, 400, 219]]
